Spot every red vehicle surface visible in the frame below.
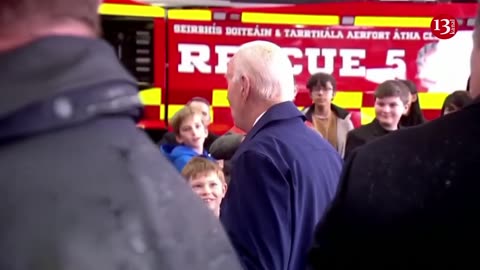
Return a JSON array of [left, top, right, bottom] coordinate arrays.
[[101, 0, 477, 135]]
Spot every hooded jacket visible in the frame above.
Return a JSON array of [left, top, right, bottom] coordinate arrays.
[[0, 36, 242, 270], [161, 144, 215, 172], [303, 104, 354, 158]]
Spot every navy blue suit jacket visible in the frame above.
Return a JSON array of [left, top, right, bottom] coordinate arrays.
[[220, 101, 342, 270]]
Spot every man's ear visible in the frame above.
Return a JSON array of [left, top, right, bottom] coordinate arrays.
[[240, 75, 251, 101]]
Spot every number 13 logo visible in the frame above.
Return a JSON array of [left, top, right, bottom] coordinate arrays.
[[430, 15, 458, 40]]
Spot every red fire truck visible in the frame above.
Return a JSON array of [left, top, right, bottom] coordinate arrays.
[[100, 0, 477, 137]]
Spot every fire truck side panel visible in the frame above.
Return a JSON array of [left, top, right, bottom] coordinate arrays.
[[152, 16, 166, 129], [101, 1, 477, 134], [167, 3, 476, 133], [100, 1, 167, 131], [234, 2, 476, 18]]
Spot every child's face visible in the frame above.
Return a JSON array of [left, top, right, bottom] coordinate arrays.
[[189, 172, 227, 217], [374, 96, 407, 129], [176, 114, 208, 150]]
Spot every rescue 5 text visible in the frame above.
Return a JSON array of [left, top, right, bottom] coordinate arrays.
[[177, 44, 407, 78]]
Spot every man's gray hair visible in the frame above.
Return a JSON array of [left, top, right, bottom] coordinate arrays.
[[232, 40, 296, 102]]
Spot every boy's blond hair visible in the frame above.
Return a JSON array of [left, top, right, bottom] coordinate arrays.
[[181, 157, 226, 184], [170, 105, 204, 135]]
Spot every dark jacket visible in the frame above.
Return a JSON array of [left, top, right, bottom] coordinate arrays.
[[209, 132, 245, 183], [309, 99, 480, 269], [159, 131, 219, 151], [344, 118, 399, 160], [220, 101, 342, 270], [209, 132, 244, 161], [161, 144, 215, 172], [0, 36, 242, 270]]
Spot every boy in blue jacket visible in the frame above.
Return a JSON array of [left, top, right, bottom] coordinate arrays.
[[161, 106, 215, 172]]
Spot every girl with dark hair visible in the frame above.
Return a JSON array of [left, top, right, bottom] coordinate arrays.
[[441, 90, 473, 116], [398, 79, 426, 127]]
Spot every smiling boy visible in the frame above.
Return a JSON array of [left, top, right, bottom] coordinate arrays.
[[344, 80, 410, 159], [182, 157, 227, 217]]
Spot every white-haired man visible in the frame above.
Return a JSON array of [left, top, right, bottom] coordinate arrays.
[[220, 40, 342, 270], [0, 0, 243, 269], [309, 6, 480, 269]]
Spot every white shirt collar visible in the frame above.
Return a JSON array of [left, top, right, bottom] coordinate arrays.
[[253, 111, 266, 127]]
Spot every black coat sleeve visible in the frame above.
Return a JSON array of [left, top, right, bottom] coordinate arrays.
[[308, 148, 360, 269], [126, 133, 243, 270], [344, 130, 364, 160]]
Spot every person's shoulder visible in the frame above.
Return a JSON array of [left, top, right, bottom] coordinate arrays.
[[247, 124, 338, 162], [120, 133, 244, 270], [346, 125, 366, 141], [167, 144, 195, 159], [350, 121, 373, 133], [159, 132, 177, 145], [351, 115, 450, 162], [209, 133, 244, 160]]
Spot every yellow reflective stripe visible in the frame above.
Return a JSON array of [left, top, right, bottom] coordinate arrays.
[[160, 105, 215, 122], [212, 90, 363, 108], [418, 92, 449, 109], [333, 91, 363, 108], [160, 105, 183, 120], [354, 16, 432, 28], [168, 9, 212, 21], [163, 105, 213, 120], [209, 108, 215, 122], [360, 107, 375, 125], [160, 105, 165, 119], [139, 88, 161, 106], [99, 3, 165, 18], [242, 12, 339, 26], [212, 89, 229, 107]]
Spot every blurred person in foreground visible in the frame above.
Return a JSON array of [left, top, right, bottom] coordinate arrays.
[[309, 6, 480, 269], [0, 1, 242, 269], [220, 40, 342, 270]]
